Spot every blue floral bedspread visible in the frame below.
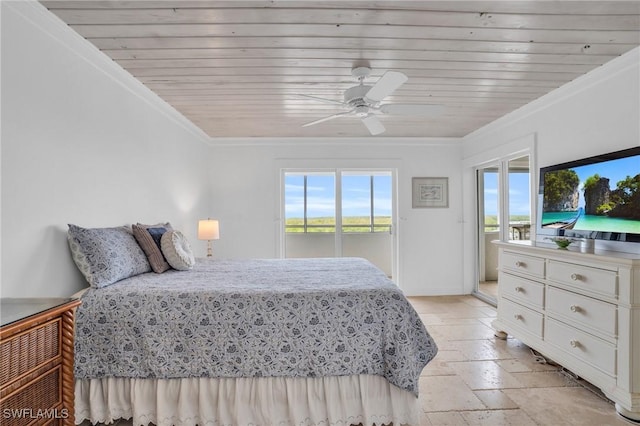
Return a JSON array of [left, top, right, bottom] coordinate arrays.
[[74, 257, 437, 396]]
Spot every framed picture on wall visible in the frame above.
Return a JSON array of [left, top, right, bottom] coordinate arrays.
[[412, 177, 449, 208]]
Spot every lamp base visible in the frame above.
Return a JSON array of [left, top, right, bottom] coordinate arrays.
[[206, 240, 213, 257]]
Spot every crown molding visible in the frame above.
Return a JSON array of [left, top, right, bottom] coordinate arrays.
[[209, 136, 462, 147]]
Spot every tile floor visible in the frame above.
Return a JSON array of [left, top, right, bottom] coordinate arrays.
[[409, 295, 631, 426], [85, 295, 632, 426]]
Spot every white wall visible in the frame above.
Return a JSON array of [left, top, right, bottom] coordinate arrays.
[[461, 47, 640, 294], [285, 233, 393, 277], [8, 2, 634, 300], [207, 140, 464, 296], [1, 2, 213, 297]]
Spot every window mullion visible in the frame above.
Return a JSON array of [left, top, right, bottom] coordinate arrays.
[[303, 175, 308, 233], [370, 175, 375, 233]]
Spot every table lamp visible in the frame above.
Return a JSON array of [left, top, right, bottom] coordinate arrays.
[[198, 219, 219, 257]]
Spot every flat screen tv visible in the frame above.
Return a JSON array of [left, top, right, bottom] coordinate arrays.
[[537, 146, 640, 253]]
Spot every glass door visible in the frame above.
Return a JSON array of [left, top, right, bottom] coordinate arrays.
[[475, 154, 531, 304], [507, 156, 531, 242], [476, 164, 500, 302], [283, 169, 396, 279], [341, 171, 394, 277]]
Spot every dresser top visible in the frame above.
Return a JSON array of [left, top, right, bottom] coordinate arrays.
[[0, 298, 77, 327], [494, 240, 640, 263]]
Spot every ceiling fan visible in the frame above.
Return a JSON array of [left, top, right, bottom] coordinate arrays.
[[299, 67, 443, 135]]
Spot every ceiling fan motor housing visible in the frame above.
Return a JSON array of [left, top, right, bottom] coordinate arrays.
[[344, 84, 373, 106]]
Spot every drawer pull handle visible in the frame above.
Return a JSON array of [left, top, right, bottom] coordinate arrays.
[[515, 286, 523, 293], [514, 314, 523, 321], [515, 261, 525, 268], [569, 339, 580, 348], [570, 305, 581, 313], [570, 273, 582, 281]]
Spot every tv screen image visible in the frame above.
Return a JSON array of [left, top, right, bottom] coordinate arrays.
[[538, 147, 640, 245]]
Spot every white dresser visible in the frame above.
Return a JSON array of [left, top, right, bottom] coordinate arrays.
[[493, 241, 640, 421]]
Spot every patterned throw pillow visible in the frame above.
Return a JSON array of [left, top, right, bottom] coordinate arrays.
[[132, 224, 172, 273], [67, 224, 151, 288], [160, 230, 195, 271]]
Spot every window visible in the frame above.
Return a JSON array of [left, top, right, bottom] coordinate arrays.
[[341, 173, 392, 233], [284, 171, 392, 233], [284, 173, 336, 233]]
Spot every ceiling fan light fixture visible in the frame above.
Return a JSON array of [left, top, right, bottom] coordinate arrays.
[[297, 66, 442, 136], [354, 105, 369, 117]]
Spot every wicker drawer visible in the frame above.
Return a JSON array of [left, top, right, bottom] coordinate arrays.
[[545, 317, 616, 377], [499, 297, 543, 338], [499, 271, 544, 309], [547, 260, 617, 299], [0, 367, 62, 426], [546, 286, 617, 339], [0, 299, 80, 426], [501, 251, 545, 279], [0, 319, 60, 388]]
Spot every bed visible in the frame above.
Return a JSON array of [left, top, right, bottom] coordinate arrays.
[[68, 226, 437, 426]]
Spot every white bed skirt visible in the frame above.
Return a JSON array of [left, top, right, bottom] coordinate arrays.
[[75, 375, 420, 426]]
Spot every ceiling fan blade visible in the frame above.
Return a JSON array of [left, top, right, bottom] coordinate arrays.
[[379, 103, 444, 116], [302, 111, 353, 127], [294, 94, 347, 106], [364, 71, 408, 103], [361, 114, 385, 135]]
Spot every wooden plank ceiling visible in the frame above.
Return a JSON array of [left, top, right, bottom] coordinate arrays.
[[41, 1, 640, 138]]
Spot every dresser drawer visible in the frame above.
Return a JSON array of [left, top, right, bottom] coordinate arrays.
[[545, 317, 616, 377], [0, 319, 60, 387], [547, 260, 617, 298], [499, 271, 544, 309], [499, 298, 543, 338], [501, 251, 545, 279], [546, 287, 617, 338]]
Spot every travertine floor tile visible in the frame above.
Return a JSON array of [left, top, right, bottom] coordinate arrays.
[[424, 411, 467, 425], [439, 339, 513, 361], [429, 349, 466, 362], [503, 387, 628, 425], [421, 358, 457, 376], [496, 357, 559, 373], [476, 317, 496, 328], [421, 350, 465, 376], [472, 389, 519, 410], [460, 409, 537, 425], [426, 306, 497, 319], [419, 375, 486, 412], [419, 315, 484, 326], [511, 370, 579, 388], [426, 323, 496, 341], [450, 360, 527, 390]]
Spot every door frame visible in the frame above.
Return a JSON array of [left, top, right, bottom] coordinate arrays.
[[462, 133, 537, 296]]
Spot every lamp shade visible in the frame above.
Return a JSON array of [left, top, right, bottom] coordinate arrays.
[[198, 219, 220, 240]]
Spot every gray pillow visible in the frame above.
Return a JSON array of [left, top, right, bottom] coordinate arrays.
[[132, 223, 172, 273], [67, 224, 151, 288]]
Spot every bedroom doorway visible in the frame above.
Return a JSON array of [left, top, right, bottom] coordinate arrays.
[[282, 169, 396, 279]]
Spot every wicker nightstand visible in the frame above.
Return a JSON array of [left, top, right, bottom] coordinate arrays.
[[0, 298, 81, 426]]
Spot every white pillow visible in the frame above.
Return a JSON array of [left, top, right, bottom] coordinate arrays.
[[160, 230, 195, 270]]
